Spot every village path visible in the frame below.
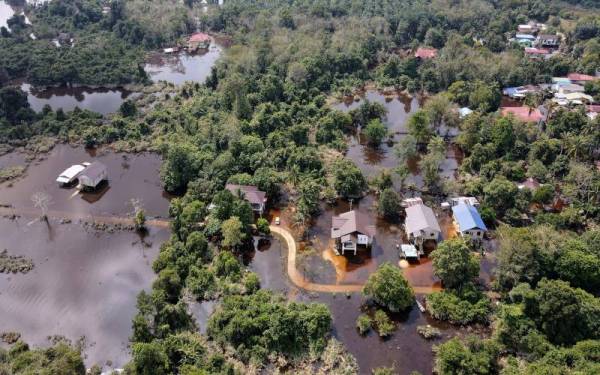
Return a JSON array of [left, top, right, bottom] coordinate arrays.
[[0, 206, 171, 228], [269, 225, 441, 295]]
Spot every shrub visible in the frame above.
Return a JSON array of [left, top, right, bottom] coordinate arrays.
[[373, 310, 395, 337], [356, 314, 372, 335]]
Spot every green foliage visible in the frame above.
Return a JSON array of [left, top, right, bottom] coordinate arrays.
[[363, 262, 414, 312], [356, 314, 372, 335], [256, 218, 270, 235], [377, 188, 402, 222], [221, 216, 244, 249], [207, 290, 332, 362], [0, 341, 85, 375], [407, 110, 432, 145], [373, 310, 395, 337], [426, 288, 491, 325], [431, 238, 479, 290], [434, 337, 499, 375], [332, 158, 367, 199], [363, 119, 387, 146]]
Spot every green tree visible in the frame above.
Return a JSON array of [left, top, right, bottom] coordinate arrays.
[[377, 188, 402, 221], [407, 110, 432, 145], [363, 263, 414, 312], [132, 341, 170, 375], [363, 119, 387, 146], [221, 216, 244, 249], [431, 238, 479, 290], [256, 217, 271, 235], [483, 176, 518, 216], [332, 159, 367, 199], [434, 337, 499, 375]]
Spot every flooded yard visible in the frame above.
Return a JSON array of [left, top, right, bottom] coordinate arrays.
[[0, 216, 169, 367], [0, 145, 171, 218], [19, 40, 224, 114]]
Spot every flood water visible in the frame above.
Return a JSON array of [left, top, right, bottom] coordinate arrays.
[[20, 41, 223, 114], [21, 83, 138, 115], [0, 145, 171, 218], [332, 91, 462, 189], [0, 216, 169, 368], [145, 43, 223, 86], [243, 236, 462, 374]]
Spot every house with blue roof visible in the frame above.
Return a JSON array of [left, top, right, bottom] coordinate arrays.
[[452, 203, 487, 241]]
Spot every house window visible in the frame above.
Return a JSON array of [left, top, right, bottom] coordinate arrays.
[[476, 231, 481, 236]]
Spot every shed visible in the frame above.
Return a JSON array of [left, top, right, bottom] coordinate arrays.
[[452, 203, 487, 240], [414, 47, 437, 59], [56, 163, 88, 186], [401, 244, 419, 259], [404, 204, 441, 247], [459, 107, 473, 118], [78, 162, 108, 190], [188, 32, 211, 50], [225, 184, 267, 215]]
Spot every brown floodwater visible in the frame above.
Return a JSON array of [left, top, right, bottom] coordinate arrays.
[[145, 42, 223, 86], [0, 216, 169, 368], [245, 238, 461, 375], [0, 145, 171, 218], [332, 91, 462, 189]]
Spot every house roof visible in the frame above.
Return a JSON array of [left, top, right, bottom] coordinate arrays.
[[331, 210, 376, 239], [518, 177, 540, 190], [525, 47, 550, 55], [401, 244, 418, 258], [79, 162, 107, 180], [501, 106, 544, 123], [415, 47, 437, 59], [562, 92, 593, 102], [459, 107, 473, 118], [516, 34, 536, 40], [452, 203, 487, 232], [189, 32, 210, 43], [552, 77, 572, 84], [225, 184, 266, 205], [405, 204, 441, 236], [538, 34, 559, 41], [587, 105, 600, 113], [567, 73, 597, 82]]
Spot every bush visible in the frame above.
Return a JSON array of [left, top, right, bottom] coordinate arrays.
[[373, 310, 395, 337], [356, 314, 372, 335], [256, 217, 270, 235], [426, 289, 491, 325]]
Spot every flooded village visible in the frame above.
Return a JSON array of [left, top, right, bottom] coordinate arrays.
[[2, 1, 599, 374]]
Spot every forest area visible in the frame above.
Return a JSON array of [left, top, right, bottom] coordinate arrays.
[[1, 0, 600, 374]]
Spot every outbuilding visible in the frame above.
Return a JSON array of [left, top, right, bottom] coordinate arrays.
[[225, 184, 267, 215], [78, 162, 108, 190]]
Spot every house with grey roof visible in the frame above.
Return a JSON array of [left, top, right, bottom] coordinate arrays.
[[331, 210, 376, 255], [404, 204, 441, 250], [78, 162, 108, 190], [225, 184, 267, 215]]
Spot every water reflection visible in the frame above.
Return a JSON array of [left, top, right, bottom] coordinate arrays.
[[22, 83, 137, 115], [145, 42, 223, 86]]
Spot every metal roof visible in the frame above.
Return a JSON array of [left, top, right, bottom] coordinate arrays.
[[79, 161, 107, 180], [452, 203, 487, 232], [405, 204, 441, 236], [331, 210, 376, 239], [225, 184, 266, 205]]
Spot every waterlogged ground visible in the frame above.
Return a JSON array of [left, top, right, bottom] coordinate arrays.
[[0, 216, 168, 367], [0, 145, 171, 217]]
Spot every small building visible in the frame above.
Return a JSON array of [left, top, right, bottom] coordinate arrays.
[[402, 197, 423, 208], [78, 162, 108, 190], [450, 196, 479, 207], [56, 163, 89, 186], [404, 204, 441, 249], [518, 24, 536, 33], [554, 83, 585, 94], [331, 210, 376, 255], [188, 32, 211, 51], [414, 47, 437, 60], [452, 203, 487, 241], [458, 107, 473, 118], [518, 177, 540, 191], [515, 33, 536, 41], [225, 184, 267, 215], [567, 73, 598, 85], [552, 77, 572, 85], [553, 92, 594, 106], [524, 47, 550, 58], [536, 34, 560, 48]]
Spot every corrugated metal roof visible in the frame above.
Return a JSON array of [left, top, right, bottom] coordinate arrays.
[[452, 203, 487, 232], [405, 204, 441, 235], [331, 210, 376, 239], [79, 161, 107, 180], [225, 184, 266, 205]]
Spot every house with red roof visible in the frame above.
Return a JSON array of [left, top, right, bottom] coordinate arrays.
[[188, 32, 211, 50], [501, 106, 544, 124], [415, 47, 437, 60], [567, 73, 598, 85], [524, 47, 550, 59]]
